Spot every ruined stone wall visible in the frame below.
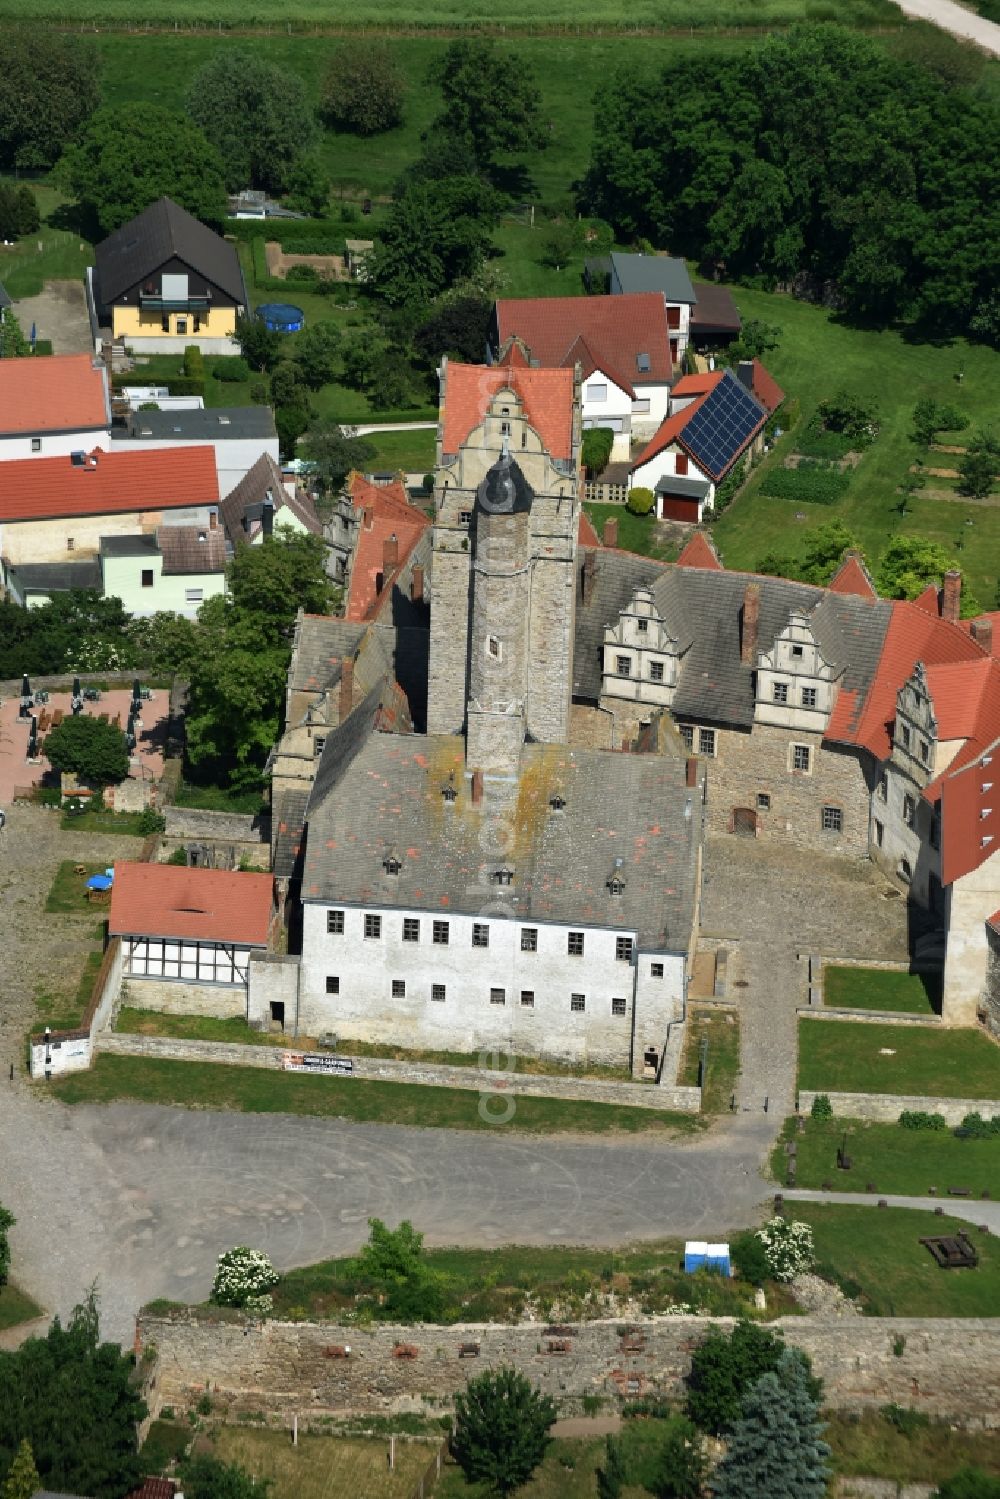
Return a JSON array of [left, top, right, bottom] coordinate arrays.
[[797, 1089, 1000, 1125], [138, 1313, 1000, 1425]]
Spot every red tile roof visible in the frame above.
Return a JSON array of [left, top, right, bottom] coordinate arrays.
[[828, 551, 877, 599], [925, 658, 996, 743], [751, 358, 785, 414], [0, 445, 219, 522], [578, 509, 602, 547], [0, 353, 109, 436], [109, 862, 273, 945], [676, 531, 723, 570], [962, 611, 1000, 652], [441, 361, 575, 461], [939, 733, 1000, 885], [988, 908, 1000, 935], [345, 474, 429, 623], [913, 583, 940, 616], [495, 292, 672, 394]]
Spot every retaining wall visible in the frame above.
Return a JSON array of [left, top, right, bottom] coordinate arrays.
[[137, 1313, 1000, 1425], [798, 1089, 1000, 1125], [162, 808, 267, 844], [30, 937, 123, 1078], [798, 1008, 942, 1028]]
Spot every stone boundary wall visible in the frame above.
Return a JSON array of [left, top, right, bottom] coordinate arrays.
[[97, 1033, 702, 1112], [798, 1089, 1000, 1124], [137, 1313, 1000, 1425], [162, 808, 267, 844], [798, 1007, 942, 1028], [819, 957, 942, 975], [0, 671, 161, 696], [30, 937, 123, 1079]]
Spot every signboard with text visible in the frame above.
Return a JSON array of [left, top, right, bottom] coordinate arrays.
[[282, 1052, 354, 1076]]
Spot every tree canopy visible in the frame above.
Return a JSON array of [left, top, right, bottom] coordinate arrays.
[[711, 1351, 830, 1499], [452, 1366, 556, 1497], [685, 1319, 786, 1435], [1, 1440, 40, 1499], [321, 41, 406, 136], [428, 40, 548, 172], [0, 29, 100, 170], [0, 310, 30, 360], [180, 1455, 269, 1499], [875, 535, 978, 615], [0, 592, 139, 678], [935, 1470, 1000, 1499], [59, 106, 227, 234], [43, 714, 130, 787], [0, 1204, 13, 1288], [186, 50, 316, 193], [0, 183, 39, 241], [302, 420, 375, 495], [371, 175, 499, 310]]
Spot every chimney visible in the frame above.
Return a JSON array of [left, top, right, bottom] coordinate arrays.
[[582, 551, 596, 605], [262, 492, 275, 538], [471, 769, 483, 806], [741, 582, 760, 665], [209, 510, 218, 530], [603, 517, 619, 548], [383, 532, 399, 572], [942, 569, 962, 624], [971, 618, 994, 655], [685, 756, 698, 788], [410, 563, 424, 603], [338, 657, 354, 723], [737, 360, 755, 391]]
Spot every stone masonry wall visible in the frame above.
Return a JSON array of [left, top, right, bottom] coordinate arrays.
[[797, 1089, 1000, 1124], [162, 809, 264, 844], [138, 1314, 1000, 1425], [119, 980, 247, 1019]]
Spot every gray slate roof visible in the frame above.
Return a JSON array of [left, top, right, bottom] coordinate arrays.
[[272, 784, 310, 879], [690, 281, 741, 334], [573, 549, 664, 700], [289, 616, 368, 694], [654, 474, 711, 499], [220, 453, 321, 543], [14, 559, 102, 592], [611, 253, 696, 304], [117, 406, 276, 442], [303, 702, 700, 952], [100, 534, 159, 558], [157, 524, 228, 574], [95, 196, 245, 305]]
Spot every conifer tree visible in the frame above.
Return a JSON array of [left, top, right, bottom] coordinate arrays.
[[2, 1439, 40, 1499], [711, 1351, 830, 1499]]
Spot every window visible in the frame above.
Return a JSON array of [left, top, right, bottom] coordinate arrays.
[[520, 990, 535, 1008], [791, 744, 811, 773], [490, 987, 506, 1005], [650, 661, 664, 683], [327, 910, 345, 935], [678, 725, 694, 751], [698, 728, 716, 756], [383, 855, 402, 875], [675, 453, 689, 476], [161, 315, 169, 333], [66, 538, 75, 550], [185, 588, 204, 604], [900, 857, 913, 881], [567, 931, 585, 956], [141, 569, 154, 589], [903, 793, 916, 829], [314, 736, 326, 757], [392, 979, 406, 998], [589, 383, 608, 402], [773, 682, 788, 704], [460, 510, 472, 525], [616, 655, 632, 677], [877, 772, 888, 801], [616, 936, 634, 962], [433, 920, 450, 945], [632, 398, 650, 415], [403, 918, 420, 943], [570, 994, 586, 1013], [487, 635, 501, 659], [521, 927, 538, 952], [492, 867, 513, 886], [611, 998, 627, 1016], [874, 818, 884, 848], [790, 644, 803, 659], [801, 687, 818, 709], [325, 975, 340, 994], [549, 794, 566, 812], [920, 739, 930, 764], [821, 805, 843, 833], [757, 792, 771, 810], [900, 724, 911, 751], [432, 983, 446, 1002], [364, 913, 382, 939], [650, 961, 664, 978], [472, 923, 489, 948], [637, 618, 648, 633], [31, 438, 41, 453], [176, 318, 187, 335]]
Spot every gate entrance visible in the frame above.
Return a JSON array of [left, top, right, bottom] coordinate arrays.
[[732, 807, 758, 837]]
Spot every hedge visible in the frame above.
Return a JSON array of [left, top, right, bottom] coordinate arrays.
[[279, 234, 346, 256], [758, 463, 851, 505], [114, 375, 205, 396]]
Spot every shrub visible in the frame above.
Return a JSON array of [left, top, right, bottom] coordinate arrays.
[[582, 426, 615, 477], [183, 345, 205, 382], [422, 473, 435, 495], [899, 1110, 947, 1131], [285, 263, 321, 282], [810, 1095, 833, 1120], [881, 1403, 930, 1436], [755, 1217, 815, 1281], [211, 1247, 279, 1316], [685, 1320, 787, 1435], [166, 847, 188, 866], [213, 356, 250, 383], [135, 807, 166, 835], [626, 486, 655, 516], [954, 1112, 1000, 1139], [816, 390, 879, 443], [758, 465, 851, 505], [730, 1230, 771, 1287]]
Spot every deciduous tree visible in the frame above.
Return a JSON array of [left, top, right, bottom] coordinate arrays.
[[685, 1319, 785, 1435], [302, 419, 375, 494], [371, 176, 499, 310], [428, 40, 548, 171], [293, 320, 341, 390], [0, 183, 39, 240], [0, 29, 100, 170], [1, 1439, 40, 1499], [452, 1367, 556, 1497], [321, 42, 406, 136], [957, 431, 1000, 499], [414, 294, 493, 366], [43, 714, 129, 787], [876, 535, 978, 614], [186, 51, 316, 193], [236, 315, 283, 374], [653, 1417, 705, 1499], [0, 309, 30, 359], [180, 1455, 269, 1499]]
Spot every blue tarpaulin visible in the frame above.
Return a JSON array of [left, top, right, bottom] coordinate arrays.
[[86, 874, 112, 891]]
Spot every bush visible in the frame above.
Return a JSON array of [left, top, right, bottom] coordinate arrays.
[[212, 356, 250, 383], [685, 1320, 787, 1435], [815, 390, 879, 443], [211, 1246, 280, 1316], [166, 847, 188, 866], [899, 1110, 947, 1131], [758, 465, 851, 505], [730, 1231, 771, 1287], [954, 1111, 1000, 1139], [810, 1094, 833, 1119], [881, 1404, 930, 1436], [280, 233, 345, 255], [285, 263, 321, 282], [183, 345, 205, 382], [626, 486, 655, 516], [755, 1217, 815, 1282], [135, 807, 166, 835], [582, 426, 615, 477]]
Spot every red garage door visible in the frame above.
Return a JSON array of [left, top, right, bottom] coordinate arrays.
[[660, 495, 701, 523]]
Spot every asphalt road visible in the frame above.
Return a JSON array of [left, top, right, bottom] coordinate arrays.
[[892, 0, 1000, 53]]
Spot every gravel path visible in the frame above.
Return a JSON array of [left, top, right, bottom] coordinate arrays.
[[892, 0, 1000, 54], [784, 1187, 1000, 1232]]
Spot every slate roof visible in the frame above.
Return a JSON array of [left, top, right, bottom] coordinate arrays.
[[0, 353, 109, 437], [303, 702, 700, 952], [13, 559, 102, 592], [118, 406, 276, 441], [289, 615, 368, 695], [220, 453, 320, 542], [157, 524, 228, 574], [100, 534, 159, 558], [95, 197, 245, 305], [0, 446, 219, 522], [573, 548, 664, 700], [653, 473, 711, 499], [690, 281, 741, 334], [610, 253, 696, 304], [109, 862, 273, 945], [441, 360, 574, 461], [272, 784, 310, 880], [494, 292, 672, 393]]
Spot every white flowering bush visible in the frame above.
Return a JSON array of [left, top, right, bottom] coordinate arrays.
[[755, 1217, 815, 1282], [211, 1247, 280, 1314]]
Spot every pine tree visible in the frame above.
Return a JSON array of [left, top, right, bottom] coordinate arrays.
[[711, 1352, 830, 1499], [452, 1367, 556, 1497], [2, 1438, 40, 1499], [596, 1433, 627, 1499]]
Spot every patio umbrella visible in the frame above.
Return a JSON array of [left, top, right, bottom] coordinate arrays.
[[72, 677, 83, 714], [19, 675, 32, 718], [85, 874, 112, 892]]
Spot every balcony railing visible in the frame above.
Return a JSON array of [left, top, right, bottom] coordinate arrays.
[[138, 295, 211, 311]]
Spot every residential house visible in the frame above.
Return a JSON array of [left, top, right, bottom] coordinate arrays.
[[492, 293, 673, 459], [329, 472, 430, 618], [0, 353, 111, 460], [111, 405, 278, 497], [220, 452, 321, 548], [689, 281, 741, 351], [608, 252, 697, 364], [99, 524, 228, 616], [91, 197, 248, 354]]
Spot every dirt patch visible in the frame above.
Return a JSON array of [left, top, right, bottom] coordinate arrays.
[[932, 443, 968, 455], [925, 466, 960, 479], [13, 280, 92, 354], [264, 241, 347, 281]]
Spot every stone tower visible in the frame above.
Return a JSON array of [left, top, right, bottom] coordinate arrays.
[[427, 361, 581, 773]]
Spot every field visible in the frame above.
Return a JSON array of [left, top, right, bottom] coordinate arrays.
[[797, 1018, 1000, 1099], [363, 427, 436, 475], [823, 965, 941, 1015], [772, 1116, 1000, 1197], [203, 1426, 438, 1499]]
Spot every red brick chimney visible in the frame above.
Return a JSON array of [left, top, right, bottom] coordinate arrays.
[[338, 657, 354, 723], [383, 532, 399, 572], [410, 564, 424, 603], [582, 552, 596, 605], [209, 510, 218, 529], [685, 756, 698, 787], [603, 517, 619, 548], [971, 617, 994, 655], [471, 769, 483, 806], [741, 582, 761, 665], [942, 569, 962, 624]]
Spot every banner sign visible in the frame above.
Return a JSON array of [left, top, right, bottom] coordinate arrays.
[[282, 1052, 354, 1075]]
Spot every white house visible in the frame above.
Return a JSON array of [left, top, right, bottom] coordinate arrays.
[[0, 353, 111, 461], [110, 405, 279, 498], [608, 253, 697, 365]]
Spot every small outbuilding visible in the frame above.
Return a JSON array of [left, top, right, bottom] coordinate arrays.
[[683, 1241, 732, 1276]]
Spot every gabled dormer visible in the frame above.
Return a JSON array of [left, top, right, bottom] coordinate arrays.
[[755, 610, 838, 730], [601, 586, 682, 702], [890, 660, 937, 787]]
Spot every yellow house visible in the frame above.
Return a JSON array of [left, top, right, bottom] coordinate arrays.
[[93, 197, 247, 355]]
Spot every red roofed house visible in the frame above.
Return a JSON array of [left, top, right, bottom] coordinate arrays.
[[110, 862, 274, 1013], [334, 473, 430, 623], [0, 352, 111, 460], [493, 293, 672, 460]]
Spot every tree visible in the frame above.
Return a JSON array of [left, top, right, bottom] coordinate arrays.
[[0, 1289, 146, 1499], [284, 151, 330, 216], [370, 175, 499, 310], [181, 1455, 269, 1499], [211, 1247, 279, 1315], [799, 522, 859, 585], [452, 1367, 557, 1497], [0, 29, 100, 170], [321, 41, 406, 136], [596, 1434, 627, 1499], [2, 1439, 40, 1499], [293, 321, 341, 390], [540, 222, 579, 270], [186, 51, 316, 193], [582, 427, 615, 477], [0, 182, 39, 240], [711, 1351, 830, 1499], [0, 1205, 13, 1287], [935, 1469, 1000, 1499], [355, 1218, 445, 1320], [686, 1319, 785, 1435], [428, 40, 548, 172], [653, 1417, 706, 1499], [59, 106, 226, 235], [957, 430, 1000, 499], [414, 294, 493, 366], [727, 320, 782, 364], [815, 391, 878, 442], [302, 419, 375, 494], [911, 398, 969, 448], [729, 1230, 771, 1287], [43, 714, 129, 787], [0, 309, 30, 359], [274, 401, 311, 462], [236, 315, 283, 374], [875, 536, 971, 607], [269, 360, 310, 408]]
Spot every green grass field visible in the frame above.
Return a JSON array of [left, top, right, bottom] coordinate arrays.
[[679, 1007, 740, 1113], [205, 1427, 436, 1499], [794, 1204, 1000, 1317], [44, 860, 110, 913], [363, 427, 436, 474], [823, 965, 941, 1015], [772, 1117, 1000, 1196], [583, 503, 680, 560], [797, 1019, 1000, 1099], [50, 1053, 705, 1134], [826, 1411, 1000, 1483], [0, 1282, 43, 1333]]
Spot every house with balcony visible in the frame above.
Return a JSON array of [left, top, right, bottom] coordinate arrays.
[[90, 197, 248, 354], [608, 253, 697, 365]]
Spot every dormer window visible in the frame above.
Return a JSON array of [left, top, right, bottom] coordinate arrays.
[[637, 618, 648, 633], [442, 782, 457, 804], [383, 854, 402, 876], [492, 867, 514, 886], [608, 876, 625, 897], [549, 794, 566, 812]]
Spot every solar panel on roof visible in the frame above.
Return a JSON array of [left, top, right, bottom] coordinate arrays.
[[682, 372, 764, 478]]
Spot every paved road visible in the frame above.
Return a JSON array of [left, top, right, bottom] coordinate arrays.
[[893, 0, 1000, 54], [784, 1188, 1000, 1233]]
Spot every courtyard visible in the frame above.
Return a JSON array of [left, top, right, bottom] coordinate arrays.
[[0, 686, 170, 804]]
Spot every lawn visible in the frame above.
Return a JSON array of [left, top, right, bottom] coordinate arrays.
[[797, 1019, 1000, 1099], [363, 427, 436, 475], [0, 181, 92, 299], [33, 947, 103, 1033], [823, 965, 941, 1015], [0, 1283, 42, 1333], [583, 503, 680, 561], [771, 1117, 1000, 1197], [44, 860, 112, 913], [711, 286, 1000, 610], [172, 780, 268, 815], [679, 1007, 740, 1113], [793, 1203, 1000, 1317], [60, 806, 151, 835], [50, 1054, 705, 1135], [826, 1410, 1000, 1483], [116, 1009, 277, 1046], [204, 1426, 437, 1499]]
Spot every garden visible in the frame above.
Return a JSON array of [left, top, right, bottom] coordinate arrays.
[[772, 1113, 1000, 1197], [822, 964, 942, 1015]]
